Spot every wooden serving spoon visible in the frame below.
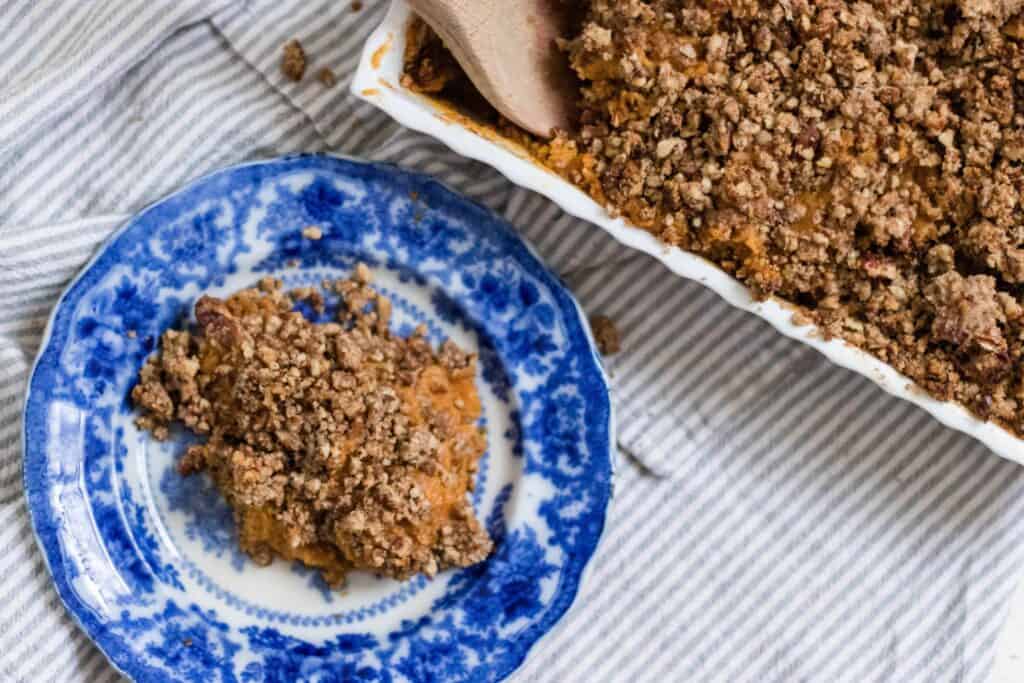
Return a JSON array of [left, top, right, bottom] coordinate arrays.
[[407, 0, 577, 138]]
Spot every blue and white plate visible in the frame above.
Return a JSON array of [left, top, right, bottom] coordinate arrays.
[[23, 155, 613, 682]]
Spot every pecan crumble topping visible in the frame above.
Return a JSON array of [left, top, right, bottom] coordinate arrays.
[[404, 2, 1024, 435], [133, 267, 492, 585]]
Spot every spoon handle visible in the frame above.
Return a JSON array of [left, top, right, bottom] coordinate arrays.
[[405, 0, 575, 137], [406, 0, 495, 84]]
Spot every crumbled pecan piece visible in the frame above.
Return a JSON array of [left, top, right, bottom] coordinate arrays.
[[590, 315, 621, 355], [282, 39, 306, 81]]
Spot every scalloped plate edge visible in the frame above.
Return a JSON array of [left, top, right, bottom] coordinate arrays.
[[21, 153, 617, 682]]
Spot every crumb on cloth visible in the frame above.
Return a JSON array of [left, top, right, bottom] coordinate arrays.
[[282, 39, 306, 81], [591, 315, 621, 355], [317, 67, 337, 87]]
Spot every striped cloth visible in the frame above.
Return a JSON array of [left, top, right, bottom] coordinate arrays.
[[3, 1, 1024, 681]]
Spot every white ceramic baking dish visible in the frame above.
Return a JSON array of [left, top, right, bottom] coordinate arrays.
[[351, 0, 1024, 466]]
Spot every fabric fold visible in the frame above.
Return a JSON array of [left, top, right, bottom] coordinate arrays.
[[0, 1, 240, 147]]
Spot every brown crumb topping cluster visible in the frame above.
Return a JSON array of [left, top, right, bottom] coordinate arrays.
[[133, 266, 492, 585], [405, 2, 1024, 436]]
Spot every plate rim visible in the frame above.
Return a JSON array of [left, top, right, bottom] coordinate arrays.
[[21, 152, 616, 682]]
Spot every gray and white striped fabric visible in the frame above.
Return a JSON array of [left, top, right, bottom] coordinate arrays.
[[3, 2, 1024, 681]]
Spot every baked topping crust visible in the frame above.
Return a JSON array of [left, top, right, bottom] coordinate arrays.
[[405, 2, 1024, 435]]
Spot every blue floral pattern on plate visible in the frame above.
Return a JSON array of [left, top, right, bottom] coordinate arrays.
[[23, 155, 613, 682]]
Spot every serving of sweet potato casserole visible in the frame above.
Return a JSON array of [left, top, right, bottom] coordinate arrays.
[[133, 265, 492, 586]]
